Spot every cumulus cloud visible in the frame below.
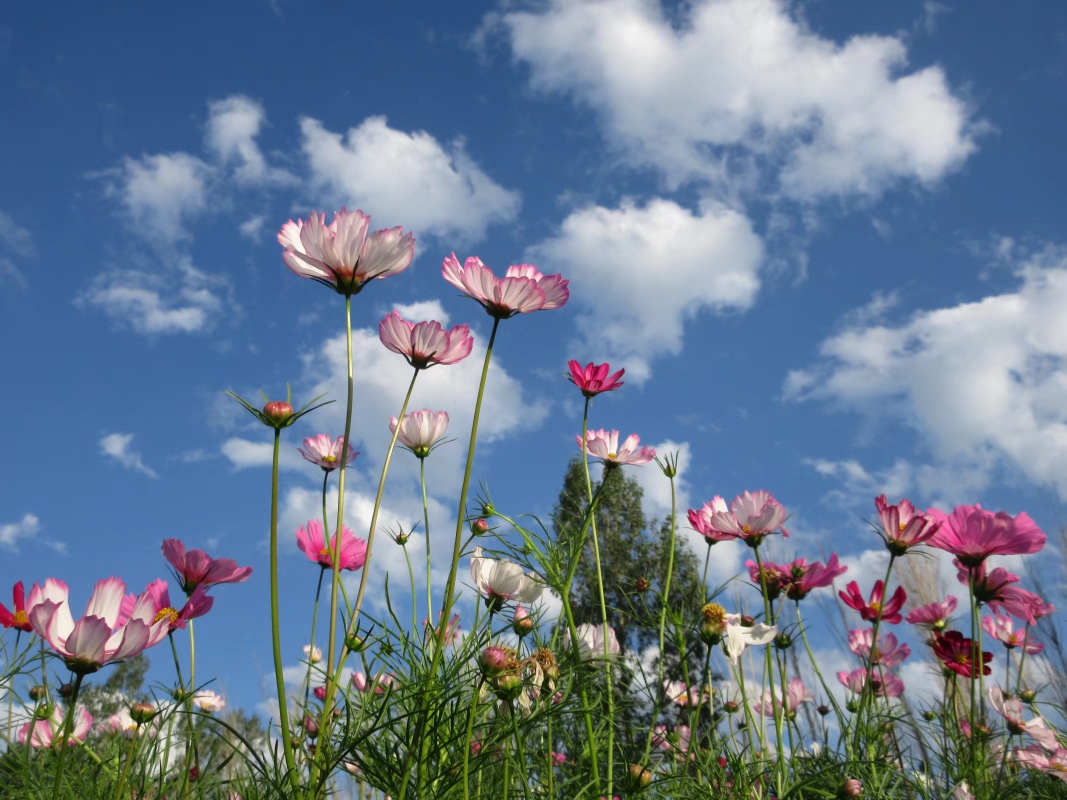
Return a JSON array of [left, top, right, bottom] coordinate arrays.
[[299, 116, 521, 244], [786, 247, 1067, 500], [205, 95, 293, 186], [498, 0, 980, 199], [238, 214, 266, 240], [106, 152, 212, 244], [0, 210, 34, 287], [391, 300, 450, 325], [529, 198, 763, 380], [100, 433, 158, 478], [0, 513, 41, 551]]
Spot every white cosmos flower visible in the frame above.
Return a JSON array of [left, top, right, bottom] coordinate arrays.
[[563, 622, 621, 661], [722, 613, 776, 666], [192, 690, 226, 713], [469, 547, 543, 607]]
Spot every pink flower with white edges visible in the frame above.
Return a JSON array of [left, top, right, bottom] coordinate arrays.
[[567, 361, 624, 398], [162, 539, 253, 595], [983, 610, 1044, 654], [688, 496, 733, 544], [442, 253, 569, 319], [19, 705, 93, 747], [848, 628, 911, 668], [691, 490, 789, 546], [117, 579, 213, 634], [836, 668, 905, 698], [927, 503, 1046, 567], [874, 495, 941, 554], [1014, 745, 1067, 782], [104, 709, 139, 739], [469, 546, 543, 607], [298, 434, 359, 471], [905, 596, 957, 631], [576, 429, 655, 467], [296, 519, 367, 572], [988, 686, 1059, 751], [390, 410, 450, 458], [27, 577, 170, 675], [278, 208, 414, 296], [563, 622, 621, 661], [378, 311, 473, 370]]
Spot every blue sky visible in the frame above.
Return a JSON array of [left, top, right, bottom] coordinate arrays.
[[3, 0, 1067, 713]]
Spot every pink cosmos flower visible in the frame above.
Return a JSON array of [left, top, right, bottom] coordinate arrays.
[[874, 495, 941, 554], [576, 429, 655, 467], [298, 434, 359, 471], [839, 580, 906, 625], [563, 622, 621, 661], [0, 581, 32, 632], [470, 546, 543, 608], [296, 519, 367, 571], [769, 555, 847, 601], [162, 539, 253, 595], [927, 503, 1046, 567], [905, 597, 958, 631], [567, 361, 624, 399], [350, 671, 397, 695], [192, 690, 226, 713], [755, 678, 812, 719], [278, 208, 414, 296], [378, 311, 473, 370], [955, 560, 1044, 624], [27, 577, 170, 675], [744, 558, 788, 600], [443, 254, 569, 319], [689, 497, 733, 544], [104, 709, 139, 739], [988, 686, 1059, 750], [689, 490, 789, 547], [983, 610, 1044, 654], [19, 705, 93, 747], [117, 579, 213, 634], [390, 410, 450, 458], [424, 612, 462, 646], [848, 628, 911, 668], [836, 668, 905, 698], [932, 631, 992, 678], [1014, 745, 1067, 782], [663, 681, 711, 707]]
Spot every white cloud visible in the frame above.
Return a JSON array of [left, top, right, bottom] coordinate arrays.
[[786, 247, 1067, 500], [107, 152, 212, 244], [299, 115, 521, 243], [529, 198, 763, 381], [220, 437, 306, 471], [100, 433, 158, 478], [205, 95, 293, 186], [0, 211, 33, 256], [391, 299, 450, 326], [498, 0, 980, 199], [77, 257, 228, 335], [0, 257, 24, 288], [238, 214, 266, 240], [0, 513, 40, 551]]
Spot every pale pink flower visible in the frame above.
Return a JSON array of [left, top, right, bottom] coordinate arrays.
[[755, 677, 812, 718], [848, 628, 911, 668], [874, 495, 941, 554], [470, 547, 543, 607], [663, 680, 711, 707], [442, 254, 569, 319], [117, 579, 213, 634], [104, 709, 138, 739], [304, 644, 322, 663], [951, 782, 975, 800], [576, 429, 655, 467], [567, 361, 624, 398], [162, 539, 253, 595], [983, 610, 1044, 654], [192, 690, 226, 713], [955, 560, 1044, 624], [988, 686, 1059, 751], [19, 705, 92, 747], [378, 311, 473, 369], [691, 490, 789, 546], [27, 577, 169, 675], [278, 208, 414, 296], [390, 410, 449, 458], [927, 503, 1046, 567], [722, 613, 776, 666], [424, 612, 462, 646], [296, 519, 367, 571], [837, 668, 905, 698], [350, 671, 397, 695], [688, 496, 733, 544], [298, 434, 359, 471], [905, 597, 957, 631], [1014, 746, 1067, 782], [563, 622, 621, 661]]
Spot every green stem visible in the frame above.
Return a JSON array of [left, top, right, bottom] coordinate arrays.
[[855, 554, 896, 752], [462, 678, 486, 800], [49, 672, 83, 800], [402, 544, 418, 638], [301, 567, 327, 716], [269, 427, 301, 798], [751, 546, 784, 788], [1016, 625, 1031, 693], [644, 470, 678, 762], [795, 601, 850, 757], [508, 703, 531, 800], [421, 458, 433, 626], [112, 726, 141, 800]]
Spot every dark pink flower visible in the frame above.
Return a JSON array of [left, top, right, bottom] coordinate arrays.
[[577, 429, 655, 467], [0, 581, 32, 633], [744, 558, 788, 600], [689, 490, 789, 547], [298, 434, 359, 472], [689, 496, 733, 544], [906, 597, 958, 631], [956, 560, 1044, 624], [567, 361, 624, 399], [162, 539, 253, 596], [278, 208, 414, 296], [118, 579, 213, 633], [378, 311, 473, 370], [839, 580, 906, 624], [780, 555, 847, 601], [927, 504, 1045, 567], [296, 520, 367, 571], [874, 495, 941, 554], [443, 254, 568, 319], [932, 630, 992, 678]]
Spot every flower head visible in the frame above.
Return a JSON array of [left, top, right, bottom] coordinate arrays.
[[957, 560, 1045, 624], [836, 668, 905, 698], [298, 434, 359, 471], [988, 685, 1059, 749], [932, 630, 992, 678], [378, 311, 473, 370], [563, 622, 621, 661], [775, 555, 847, 601], [278, 208, 414, 296], [905, 597, 957, 631], [104, 709, 139, 739], [927, 503, 1045, 567], [296, 519, 367, 571], [874, 495, 941, 554], [192, 690, 226, 713], [722, 613, 776, 666], [162, 539, 253, 595], [304, 644, 323, 663], [744, 559, 788, 600], [688, 496, 733, 544], [982, 610, 1045, 653], [848, 628, 911, 668], [689, 490, 788, 547], [118, 579, 213, 634], [442, 254, 568, 319], [576, 429, 655, 468], [27, 577, 170, 675], [0, 581, 32, 632], [839, 580, 906, 625], [19, 705, 92, 747], [390, 410, 450, 458], [469, 547, 543, 610], [755, 677, 812, 719], [567, 361, 624, 399]]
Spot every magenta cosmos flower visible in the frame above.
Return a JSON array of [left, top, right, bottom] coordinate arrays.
[[761, 555, 847, 601], [874, 495, 941, 555], [576, 429, 655, 468], [906, 596, 958, 631], [298, 434, 359, 472], [278, 208, 415, 296], [19, 705, 93, 747], [840, 580, 906, 625], [927, 503, 1046, 567], [27, 578, 170, 675], [0, 581, 32, 633], [957, 560, 1046, 624], [689, 490, 788, 548], [162, 539, 253, 596], [379, 311, 473, 369], [836, 668, 905, 698], [296, 519, 367, 571], [567, 360, 624, 399], [118, 580, 213, 634], [933, 630, 992, 678], [442, 253, 569, 319], [848, 628, 911, 668], [983, 610, 1044, 654], [390, 409, 449, 459]]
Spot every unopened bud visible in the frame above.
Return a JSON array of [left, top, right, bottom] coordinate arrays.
[[479, 647, 509, 677], [817, 705, 830, 717], [839, 778, 862, 798], [394, 532, 409, 546], [304, 716, 319, 738], [846, 700, 859, 713], [635, 577, 649, 593], [263, 400, 293, 425], [35, 703, 54, 720], [173, 687, 191, 702], [1020, 689, 1037, 703], [493, 671, 524, 701], [472, 518, 489, 535], [332, 708, 342, 718], [740, 615, 755, 627], [723, 700, 740, 714], [59, 683, 73, 698], [345, 633, 368, 653], [512, 606, 534, 637], [922, 710, 937, 721], [28, 685, 45, 702], [480, 502, 495, 518], [130, 703, 157, 725], [773, 633, 792, 650], [628, 764, 653, 790], [189, 767, 199, 782]]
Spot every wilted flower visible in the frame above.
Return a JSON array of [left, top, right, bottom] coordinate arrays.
[[442, 254, 568, 319], [688, 491, 789, 547], [874, 495, 940, 554], [19, 705, 93, 747], [906, 597, 958, 631], [848, 628, 911, 668], [577, 429, 655, 467], [192, 690, 226, 713], [296, 519, 367, 571], [0, 581, 32, 632], [162, 539, 253, 595], [390, 410, 450, 458], [567, 361, 625, 398], [928, 503, 1045, 567], [298, 434, 359, 471], [983, 610, 1044, 654], [470, 547, 543, 610], [379, 311, 473, 370], [563, 623, 621, 661], [933, 631, 992, 678], [839, 580, 906, 625]]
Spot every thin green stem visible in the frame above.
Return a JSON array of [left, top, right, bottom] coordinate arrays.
[[508, 704, 532, 800], [5, 630, 19, 744], [49, 672, 83, 800], [795, 601, 850, 758], [402, 544, 418, 637], [854, 554, 896, 753], [301, 567, 327, 715], [462, 678, 486, 800], [645, 471, 678, 761], [421, 458, 433, 625], [112, 725, 141, 800], [751, 546, 784, 788], [1017, 625, 1031, 693]]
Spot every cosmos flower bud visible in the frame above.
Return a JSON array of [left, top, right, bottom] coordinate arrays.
[[345, 633, 368, 653], [513, 605, 534, 637], [130, 703, 157, 725], [59, 683, 73, 698], [479, 646, 509, 677], [35, 703, 55, 720], [28, 685, 44, 702], [817, 705, 830, 717], [263, 401, 294, 424], [846, 700, 859, 713], [773, 633, 792, 650], [472, 519, 490, 535], [481, 502, 495, 518], [723, 700, 740, 714], [189, 767, 199, 782], [634, 577, 649, 593], [394, 531, 409, 546], [493, 671, 524, 701], [922, 710, 937, 721], [1020, 688, 1037, 703], [304, 716, 319, 738], [839, 778, 862, 798], [628, 764, 653, 790]]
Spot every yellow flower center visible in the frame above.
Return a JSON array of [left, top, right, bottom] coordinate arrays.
[[898, 523, 907, 533], [153, 607, 179, 626], [12, 610, 28, 626], [953, 654, 969, 665], [323, 455, 337, 463], [741, 524, 752, 534], [701, 603, 726, 626], [869, 601, 881, 614], [319, 547, 333, 558], [607, 452, 617, 459]]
